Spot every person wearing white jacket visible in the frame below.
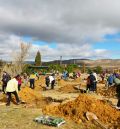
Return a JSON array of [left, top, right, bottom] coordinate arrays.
[[93, 72, 98, 92], [6, 75, 20, 106], [49, 74, 55, 89]]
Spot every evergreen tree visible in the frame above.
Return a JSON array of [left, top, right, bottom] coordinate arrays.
[[35, 51, 41, 66]]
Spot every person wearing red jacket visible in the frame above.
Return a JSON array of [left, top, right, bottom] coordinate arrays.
[[17, 75, 22, 91]]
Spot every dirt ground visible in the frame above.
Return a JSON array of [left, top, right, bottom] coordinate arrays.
[[0, 75, 120, 129]]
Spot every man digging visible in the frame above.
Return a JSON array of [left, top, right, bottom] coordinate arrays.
[[6, 75, 20, 106]]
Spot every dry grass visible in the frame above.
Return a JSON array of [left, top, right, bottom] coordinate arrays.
[[0, 105, 101, 129]]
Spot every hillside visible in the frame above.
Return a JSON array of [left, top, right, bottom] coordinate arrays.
[[43, 59, 120, 69]]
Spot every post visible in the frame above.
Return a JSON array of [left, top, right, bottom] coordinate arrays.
[[60, 56, 62, 66]]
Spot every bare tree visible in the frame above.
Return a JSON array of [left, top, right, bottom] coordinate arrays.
[[3, 42, 31, 76]]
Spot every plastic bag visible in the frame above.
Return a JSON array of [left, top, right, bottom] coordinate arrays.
[[34, 115, 65, 127]]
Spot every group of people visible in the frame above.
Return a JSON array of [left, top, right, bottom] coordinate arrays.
[[86, 71, 120, 109], [106, 72, 120, 109], [1, 70, 120, 109], [61, 70, 81, 80], [1, 72, 22, 106], [1, 71, 56, 106], [72, 71, 81, 79], [2, 72, 23, 93], [1, 71, 38, 106]]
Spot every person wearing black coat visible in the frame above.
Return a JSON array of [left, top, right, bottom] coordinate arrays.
[[2, 71, 11, 94], [89, 73, 96, 92], [116, 84, 120, 108]]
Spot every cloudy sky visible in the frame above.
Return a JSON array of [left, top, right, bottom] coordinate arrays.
[[0, 0, 120, 61]]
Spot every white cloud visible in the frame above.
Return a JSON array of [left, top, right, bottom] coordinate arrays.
[[0, 0, 119, 61], [0, 34, 110, 61], [29, 42, 110, 61]]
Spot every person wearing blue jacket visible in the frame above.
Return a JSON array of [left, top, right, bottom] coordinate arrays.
[[107, 74, 114, 87]]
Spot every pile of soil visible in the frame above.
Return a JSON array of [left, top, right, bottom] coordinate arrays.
[[34, 81, 44, 91], [58, 79, 68, 86], [97, 86, 117, 97], [43, 94, 120, 128], [72, 77, 81, 83], [58, 84, 78, 93], [0, 87, 45, 107], [19, 87, 53, 108], [19, 87, 42, 104], [72, 78, 87, 88], [38, 76, 45, 85]]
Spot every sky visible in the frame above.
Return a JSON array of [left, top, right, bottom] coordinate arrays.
[[0, 0, 120, 61]]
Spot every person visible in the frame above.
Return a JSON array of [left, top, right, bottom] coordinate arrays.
[[73, 72, 77, 79], [45, 75, 50, 87], [56, 70, 59, 76], [89, 72, 96, 92], [17, 75, 22, 91], [93, 72, 98, 92], [116, 80, 120, 109], [101, 72, 105, 83], [49, 74, 55, 89], [62, 71, 68, 80], [107, 74, 114, 88], [77, 72, 81, 78], [6, 75, 20, 106], [23, 73, 28, 86], [86, 75, 91, 93], [66, 72, 69, 80], [1, 71, 11, 94], [35, 72, 39, 80], [29, 72, 36, 89]]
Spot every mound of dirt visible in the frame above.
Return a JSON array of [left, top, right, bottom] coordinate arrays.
[[58, 84, 78, 93], [72, 78, 87, 88], [43, 94, 120, 128], [0, 87, 44, 107], [72, 77, 81, 83], [38, 76, 45, 85], [58, 79, 68, 86], [97, 86, 117, 97], [19, 87, 42, 103]]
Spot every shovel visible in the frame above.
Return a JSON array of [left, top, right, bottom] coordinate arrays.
[[86, 112, 108, 129]]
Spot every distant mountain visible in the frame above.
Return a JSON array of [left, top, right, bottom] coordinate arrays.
[[24, 59, 120, 69], [25, 61, 34, 64], [43, 59, 120, 69]]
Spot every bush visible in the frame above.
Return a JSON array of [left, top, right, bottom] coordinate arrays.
[[22, 64, 33, 75], [94, 66, 103, 74]]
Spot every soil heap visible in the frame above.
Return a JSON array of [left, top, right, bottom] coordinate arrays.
[[58, 79, 68, 86], [58, 84, 78, 93], [43, 94, 120, 128], [97, 86, 117, 97], [19, 87, 42, 103], [72, 77, 81, 83]]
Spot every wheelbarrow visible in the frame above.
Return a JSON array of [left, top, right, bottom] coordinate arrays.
[[86, 112, 108, 129]]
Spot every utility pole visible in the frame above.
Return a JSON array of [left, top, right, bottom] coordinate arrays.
[[74, 59, 75, 64], [83, 63, 86, 73], [60, 56, 62, 66]]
